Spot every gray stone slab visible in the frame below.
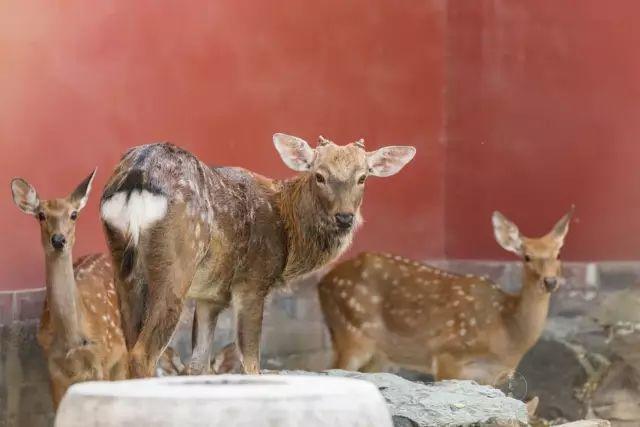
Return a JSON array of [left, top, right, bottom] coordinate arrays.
[[13, 290, 45, 323], [278, 370, 529, 427], [0, 294, 14, 326]]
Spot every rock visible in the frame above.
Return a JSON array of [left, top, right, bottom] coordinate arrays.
[[55, 374, 393, 427], [593, 289, 640, 329], [591, 362, 640, 425], [278, 370, 529, 426], [517, 338, 588, 421], [555, 420, 611, 427]]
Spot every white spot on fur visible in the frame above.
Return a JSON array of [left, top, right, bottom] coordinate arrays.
[[101, 190, 168, 244]]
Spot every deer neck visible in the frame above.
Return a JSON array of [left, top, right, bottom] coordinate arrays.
[[44, 250, 84, 346], [508, 269, 551, 351], [276, 174, 355, 281]]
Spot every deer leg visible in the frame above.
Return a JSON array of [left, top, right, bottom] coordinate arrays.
[[334, 345, 374, 371], [360, 352, 388, 373], [48, 362, 69, 409], [110, 352, 129, 380], [103, 224, 144, 350], [188, 299, 228, 375], [233, 282, 268, 375], [117, 279, 146, 350], [330, 331, 375, 371], [129, 253, 196, 378], [129, 284, 187, 378]]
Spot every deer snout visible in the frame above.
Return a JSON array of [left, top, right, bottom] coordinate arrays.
[[51, 234, 66, 250], [543, 277, 558, 292], [335, 212, 354, 229]]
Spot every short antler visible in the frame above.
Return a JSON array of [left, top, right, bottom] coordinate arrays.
[[318, 135, 331, 146]]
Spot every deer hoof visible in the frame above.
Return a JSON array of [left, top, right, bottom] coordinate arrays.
[[186, 361, 209, 376]]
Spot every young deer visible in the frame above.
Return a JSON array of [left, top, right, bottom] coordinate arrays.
[[99, 135, 415, 377], [318, 209, 573, 385], [10, 171, 127, 408]]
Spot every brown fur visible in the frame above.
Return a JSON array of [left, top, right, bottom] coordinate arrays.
[[100, 137, 415, 377], [318, 209, 572, 385], [11, 172, 127, 408]]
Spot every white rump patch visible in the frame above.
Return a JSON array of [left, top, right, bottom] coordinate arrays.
[[101, 190, 168, 244]]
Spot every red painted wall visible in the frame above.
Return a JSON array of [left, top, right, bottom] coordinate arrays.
[[445, 1, 640, 260], [4, 1, 637, 290], [0, 1, 446, 290]]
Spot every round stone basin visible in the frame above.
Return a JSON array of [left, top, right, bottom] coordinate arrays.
[[55, 374, 393, 427]]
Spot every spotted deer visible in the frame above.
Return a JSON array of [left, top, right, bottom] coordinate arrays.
[[318, 209, 573, 385], [99, 135, 415, 377], [10, 171, 127, 408]]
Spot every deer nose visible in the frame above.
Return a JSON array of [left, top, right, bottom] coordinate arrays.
[[543, 277, 558, 292], [51, 234, 66, 250], [335, 213, 354, 229]]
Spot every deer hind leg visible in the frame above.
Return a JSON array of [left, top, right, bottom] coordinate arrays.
[[360, 352, 389, 373], [118, 279, 146, 350], [129, 271, 192, 378], [103, 223, 145, 350], [48, 361, 70, 409], [188, 298, 228, 375], [110, 351, 129, 380], [129, 220, 200, 378], [333, 335, 375, 371], [232, 281, 269, 375], [320, 294, 375, 371]]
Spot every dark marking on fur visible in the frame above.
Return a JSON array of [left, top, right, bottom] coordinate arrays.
[[121, 245, 136, 279], [102, 169, 165, 202]]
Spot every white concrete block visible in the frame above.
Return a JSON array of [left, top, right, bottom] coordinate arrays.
[[55, 375, 392, 427]]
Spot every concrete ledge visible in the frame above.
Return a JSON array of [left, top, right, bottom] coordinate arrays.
[[56, 375, 392, 427]]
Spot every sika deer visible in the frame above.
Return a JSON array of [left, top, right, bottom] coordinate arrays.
[[10, 171, 127, 408], [99, 135, 415, 377], [318, 209, 573, 384]]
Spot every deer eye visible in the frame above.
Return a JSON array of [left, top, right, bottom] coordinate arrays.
[[315, 173, 326, 184], [524, 255, 531, 262], [37, 212, 46, 222], [70, 211, 78, 220], [357, 175, 367, 185]]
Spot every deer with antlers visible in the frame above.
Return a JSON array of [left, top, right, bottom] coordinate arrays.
[[99, 135, 415, 377], [10, 171, 127, 408], [318, 209, 573, 384]]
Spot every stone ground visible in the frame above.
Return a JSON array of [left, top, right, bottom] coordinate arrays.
[[2, 260, 640, 426]]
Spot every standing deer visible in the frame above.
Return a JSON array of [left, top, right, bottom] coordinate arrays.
[[318, 209, 573, 384], [10, 171, 127, 408], [99, 135, 415, 377]]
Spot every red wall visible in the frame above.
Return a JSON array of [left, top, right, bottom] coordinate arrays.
[[4, 1, 639, 290], [0, 1, 446, 290], [445, 0, 640, 260]]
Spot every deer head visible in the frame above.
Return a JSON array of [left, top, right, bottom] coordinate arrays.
[[493, 207, 574, 293], [273, 133, 415, 233], [11, 169, 97, 254]]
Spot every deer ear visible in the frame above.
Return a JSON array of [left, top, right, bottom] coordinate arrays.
[[366, 146, 416, 177], [549, 206, 574, 248], [273, 133, 316, 172], [11, 178, 40, 215], [69, 168, 97, 211], [492, 211, 523, 255]]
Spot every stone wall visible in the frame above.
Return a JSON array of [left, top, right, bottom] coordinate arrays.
[[2, 261, 640, 426]]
